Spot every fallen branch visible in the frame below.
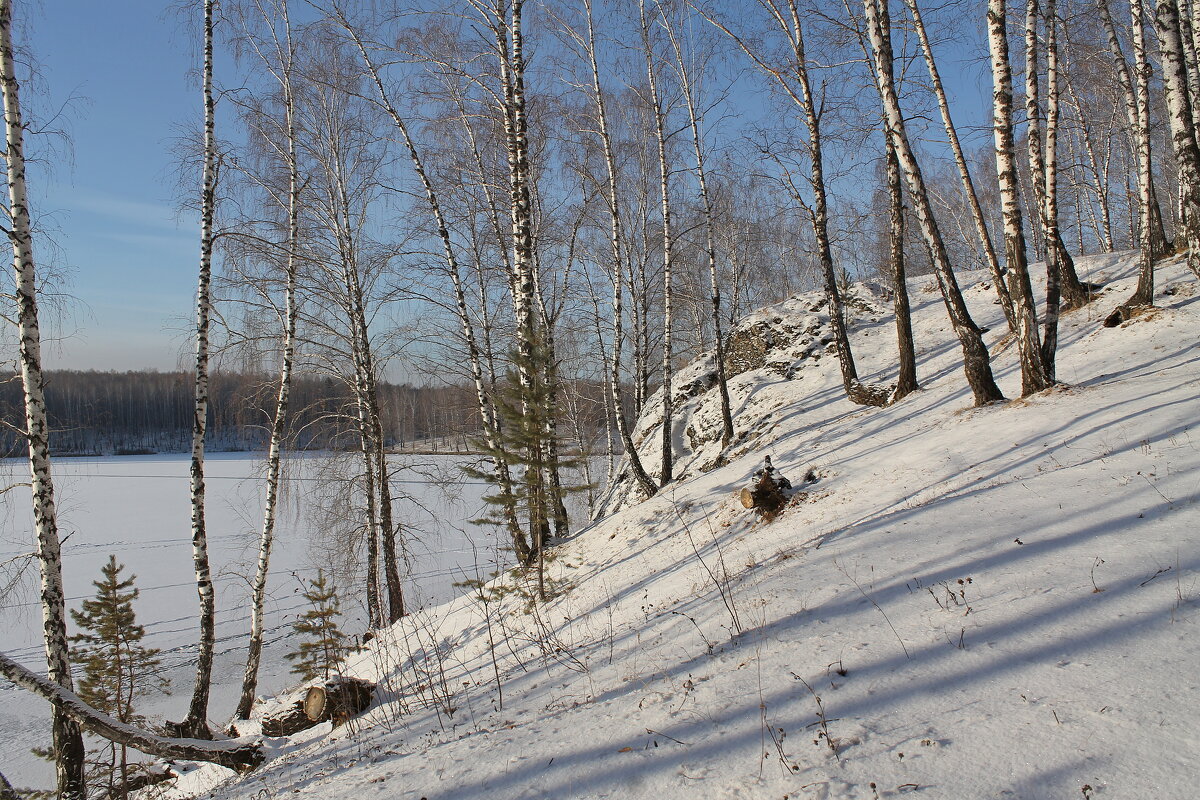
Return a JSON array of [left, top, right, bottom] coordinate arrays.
[[0, 650, 263, 773]]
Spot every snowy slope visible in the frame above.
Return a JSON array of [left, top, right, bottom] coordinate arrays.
[[165, 252, 1197, 800]]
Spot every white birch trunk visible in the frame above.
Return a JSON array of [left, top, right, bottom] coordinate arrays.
[[988, 0, 1052, 395], [179, 0, 218, 741], [236, 0, 301, 721], [582, 0, 658, 500], [863, 0, 1004, 405], [643, 0, 676, 485], [903, 0, 1017, 331], [0, 1, 87, 793], [1155, 0, 1200, 277]]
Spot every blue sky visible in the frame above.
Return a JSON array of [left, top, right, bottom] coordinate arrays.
[[24, 2, 202, 371]]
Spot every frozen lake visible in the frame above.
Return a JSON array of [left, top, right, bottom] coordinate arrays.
[[0, 451, 507, 790]]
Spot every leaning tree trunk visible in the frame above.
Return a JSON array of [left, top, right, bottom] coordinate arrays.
[[1156, 0, 1200, 278], [865, 0, 1004, 405], [178, 0, 218, 742], [989, 0, 1052, 396], [0, 2, 87, 793], [236, 9, 302, 716], [904, 0, 1017, 332], [0, 651, 262, 774], [340, 15, 529, 559]]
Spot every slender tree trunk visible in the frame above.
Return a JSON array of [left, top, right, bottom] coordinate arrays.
[[904, 0, 1017, 332], [180, 0, 218, 740], [1155, 0, 1200, 277], [990, 0, 1052, 395], [235, 0, 301, 721], [886, 137, 919, 399], [1041, 0, 1064, 371], [0, 1, 87, 793], [643, 0, 676, 485], [783, 2, 876, 407], [1062, 70, 1114, 251], [865, 0, 1004, 405], [582, 0, 658, 500]]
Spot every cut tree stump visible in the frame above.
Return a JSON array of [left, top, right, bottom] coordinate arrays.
[[260, 677, 375, 737], [304, 677, 375, 728]]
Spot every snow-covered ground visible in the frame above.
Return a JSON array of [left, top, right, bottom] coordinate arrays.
[[0, 453, 505, 790], [153, 251, 1199, 800]]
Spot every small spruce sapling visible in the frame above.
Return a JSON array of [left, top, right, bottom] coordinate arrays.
[[286, 570, 349, 682], [69, 555, 166, 800]]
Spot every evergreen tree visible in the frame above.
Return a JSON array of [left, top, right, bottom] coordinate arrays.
[[69, 556, 165, 800], [465, 330, 579, 600], [286, 570, 349, 682]]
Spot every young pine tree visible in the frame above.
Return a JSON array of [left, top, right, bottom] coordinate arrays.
[[286, 570, 349, 682], [465, 330, 579, 600], [69, 555, 165, 800]]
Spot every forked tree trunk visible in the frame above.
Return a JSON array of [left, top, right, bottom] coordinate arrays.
[[0, 651, 262, 774], [903, 0, 1017, 332], [1155, 0, 1200, 278], [0, 1, 86, 793], [180, 0, 218, 740], [236, 0, 302, 722], [989, 0, 1052, 395], [864, 0, 1004, 405]]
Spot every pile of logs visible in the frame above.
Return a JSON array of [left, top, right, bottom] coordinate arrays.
[[261, 676, 375, 737]]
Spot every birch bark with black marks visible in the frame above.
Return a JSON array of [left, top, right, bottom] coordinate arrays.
[[863, 0, 1004, 405], [580, 0, 658, 500], [845, 0, 918, 400], [903, 0, 1017, 332], [235, 0, 302, 721], [1155, 0, 1200, 278], [885, 135, 919, 399], [645, 0, 677, 485], [988, 0, 1052, 395], [0, 0, 87, 792], [1041, 0, 1068, 370], [0, 651, 263, 773], [337, 11, 528, 560], [702, 0, 881, 407], [179, 0, 219, 740]]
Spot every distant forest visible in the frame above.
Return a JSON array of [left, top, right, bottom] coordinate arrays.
[[0, 370, 498, 456]]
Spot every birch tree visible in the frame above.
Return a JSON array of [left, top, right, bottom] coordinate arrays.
[[176, 0, 219, 739], [0, 0, 87, 791], [698, 0, 890, 408], [988, 0, 1052, 395], [230, 0, 304, 720], [902, 0, 1017, 332], [863, 0, 1004, 405], [1155, 0, 1200, 278], [577, 0, 659, 499]]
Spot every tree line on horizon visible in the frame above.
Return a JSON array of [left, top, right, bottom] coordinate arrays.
[[0, 370, 595, 456]]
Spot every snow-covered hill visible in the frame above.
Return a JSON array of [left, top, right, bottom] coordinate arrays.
[[172, 252, 1198, 800]]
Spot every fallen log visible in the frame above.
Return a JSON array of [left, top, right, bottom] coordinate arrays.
[[0, 650, 262, 773], [304, 677, 375, 727], [259, 676, 375, 737]]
